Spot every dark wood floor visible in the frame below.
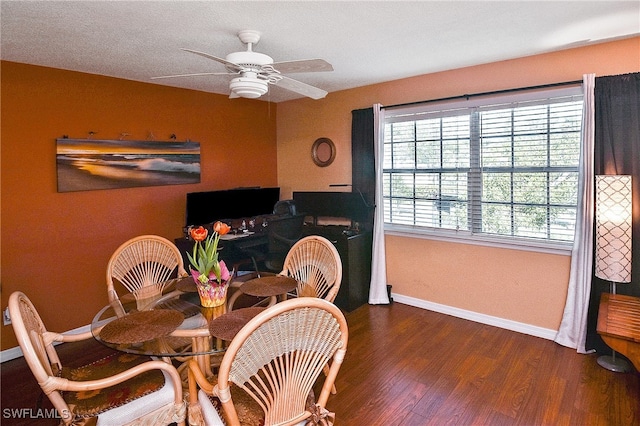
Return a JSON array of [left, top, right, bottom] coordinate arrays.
[[2, 302, 639, 425], [329, 303, 639, 425]]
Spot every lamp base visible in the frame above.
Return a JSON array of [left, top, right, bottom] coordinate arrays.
[[597, 354, 632, 373]]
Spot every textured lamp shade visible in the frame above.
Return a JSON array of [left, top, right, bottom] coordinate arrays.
[[595, 175, 632, 283]]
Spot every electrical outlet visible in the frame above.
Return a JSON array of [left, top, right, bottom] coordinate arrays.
[[3, 307, 11, 325]]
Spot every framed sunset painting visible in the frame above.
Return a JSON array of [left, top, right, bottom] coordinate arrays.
[[56, 138, 201, 192]]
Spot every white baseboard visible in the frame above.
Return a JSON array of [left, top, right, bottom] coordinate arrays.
[[392, 293, 558, 341], [0, 346, 24, 363], [1, 324, 92, 363]]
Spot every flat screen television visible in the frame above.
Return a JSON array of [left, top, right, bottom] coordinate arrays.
[[186, 187, 280, 226], [292, 191, 371, 224]]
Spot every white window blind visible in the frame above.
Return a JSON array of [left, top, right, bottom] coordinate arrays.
[[383, 85, 583, 246]]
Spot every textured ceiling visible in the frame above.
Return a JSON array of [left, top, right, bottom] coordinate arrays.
[[1, 1, 639, 102]]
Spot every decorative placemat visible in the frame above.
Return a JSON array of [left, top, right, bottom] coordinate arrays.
[[240, 275, 298, 297], [209, 307, 266, 341], [99, 309, 184, 344], [176, 276, 198, 293]]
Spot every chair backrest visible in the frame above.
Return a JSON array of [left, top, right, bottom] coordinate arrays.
[[8, 291, 71, 418], [272, 199, 297, 216], [267, 214, 305, 253], [107, 235, 187, 313], [281, 235, 342, 302], [217, 297, 348, 425]]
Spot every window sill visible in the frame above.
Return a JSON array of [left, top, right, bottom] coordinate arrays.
[[384, 224, 573, 256]]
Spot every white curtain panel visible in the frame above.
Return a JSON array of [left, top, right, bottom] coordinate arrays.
[[368, 103, 390, 304], [554, 74, 596, 353]]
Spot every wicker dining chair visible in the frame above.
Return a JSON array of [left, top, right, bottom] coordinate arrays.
[[8, 291, 186, 426], [282, 235, 342, 302], [107, 235, 188, 315], [282, 235, 343, 395], [187, 297, 348, 426]]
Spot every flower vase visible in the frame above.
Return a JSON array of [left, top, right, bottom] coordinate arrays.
[[191, 272, 229, 308]]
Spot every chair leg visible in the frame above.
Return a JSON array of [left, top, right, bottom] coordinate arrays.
[[187, 367, 204, 426], [323, 363, 337, 394], [251, 256, 261, 278]]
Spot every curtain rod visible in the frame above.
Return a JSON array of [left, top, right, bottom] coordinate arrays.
[[382, 79, 582, 110]]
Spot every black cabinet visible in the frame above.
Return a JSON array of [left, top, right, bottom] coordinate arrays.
[[302, 226, 372, 312]]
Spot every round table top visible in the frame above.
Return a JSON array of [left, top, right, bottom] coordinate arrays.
[[240, 275, 298, 297], [208, 307, 266, 341]]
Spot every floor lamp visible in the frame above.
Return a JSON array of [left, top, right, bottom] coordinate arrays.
[[595, 175, 633, 373]]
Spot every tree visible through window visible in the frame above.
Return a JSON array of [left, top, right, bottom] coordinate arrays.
[[383, 87, 583, 244]]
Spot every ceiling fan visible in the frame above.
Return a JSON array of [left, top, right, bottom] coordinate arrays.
[[152, 30, 333, 100]]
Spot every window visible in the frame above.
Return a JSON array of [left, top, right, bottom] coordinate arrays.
[[383, 86, 583, 248]]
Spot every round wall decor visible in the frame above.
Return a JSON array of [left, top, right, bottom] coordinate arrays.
[[311, 137, 336, 167]]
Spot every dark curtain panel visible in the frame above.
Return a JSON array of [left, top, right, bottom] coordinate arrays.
[[351, 107, 375, 229], [585, 72, 640, 353]]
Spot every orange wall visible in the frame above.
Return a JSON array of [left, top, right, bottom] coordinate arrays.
[[1, 62, 278, 350], [2, 38, 638, 352], [277, 37, 640, 331]]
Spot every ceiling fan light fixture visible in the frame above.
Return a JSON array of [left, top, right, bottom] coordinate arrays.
[[229, 75, 268, 99]]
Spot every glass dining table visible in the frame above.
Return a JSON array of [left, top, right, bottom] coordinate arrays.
[[92, 281, 220, 376], [90, 275, 295, 378]]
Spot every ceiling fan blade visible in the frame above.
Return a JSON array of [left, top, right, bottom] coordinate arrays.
[[272, 59, 333, 74], [181, 48, 243, 72], [151, 71, 234, 80], [274, 75, 328, 100]]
